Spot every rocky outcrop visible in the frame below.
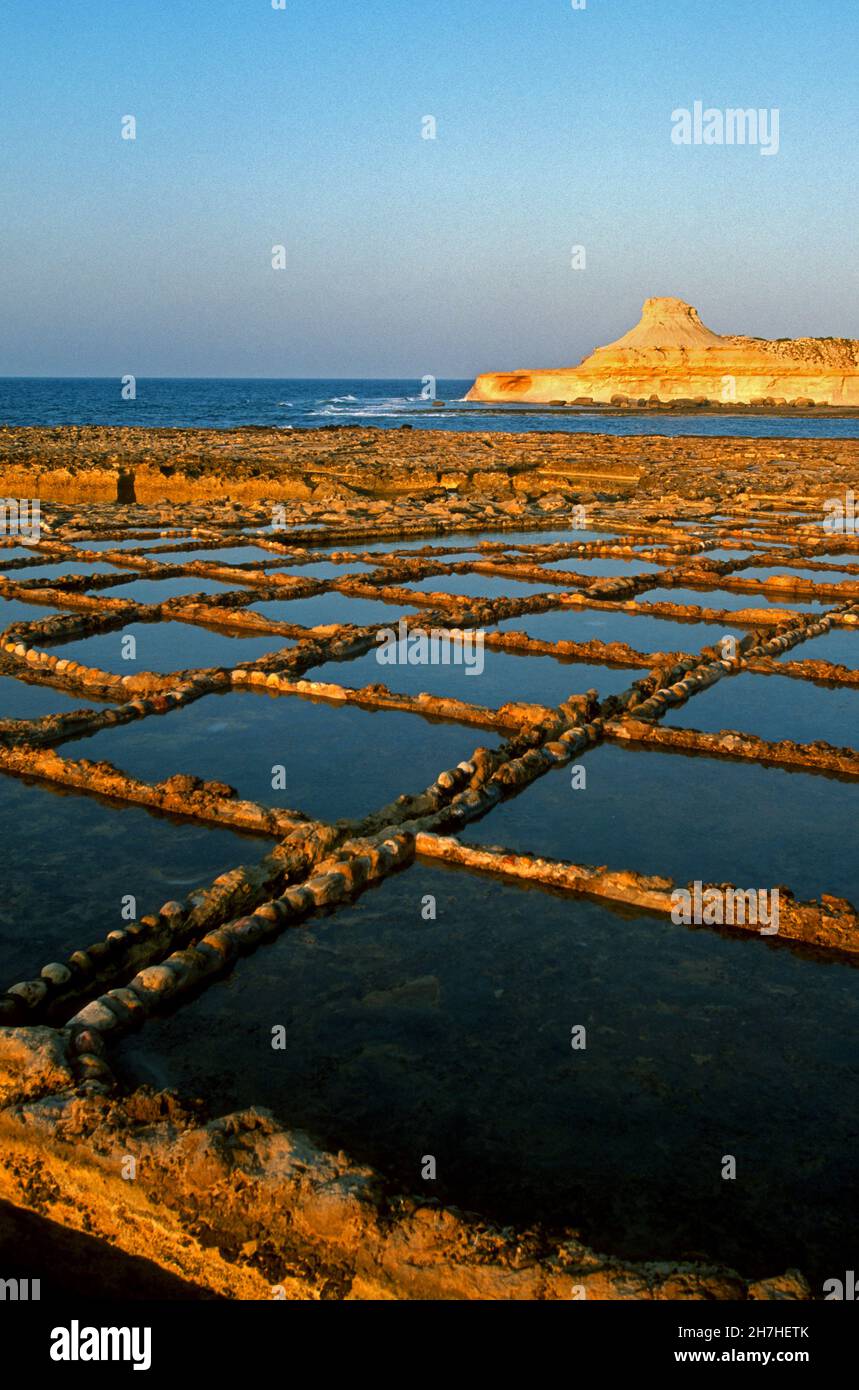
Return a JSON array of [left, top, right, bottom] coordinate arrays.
[[467, 297, 859, 406]]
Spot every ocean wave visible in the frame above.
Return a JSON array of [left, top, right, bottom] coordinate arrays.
[[305, 407, 478, 420]]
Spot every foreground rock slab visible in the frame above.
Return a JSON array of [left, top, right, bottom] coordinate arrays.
[[0, 1029, 810, 1302]]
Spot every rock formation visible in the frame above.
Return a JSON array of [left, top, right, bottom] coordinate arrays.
[[466, 297, 859, 406]]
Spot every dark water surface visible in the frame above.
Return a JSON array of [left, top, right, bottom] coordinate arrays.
[[460, 742, 859, 906], [113, 861, 859, 1288], [0, 776, 274, 985]]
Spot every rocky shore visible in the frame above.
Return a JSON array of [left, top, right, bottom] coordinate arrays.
[[0, 422, 857, 506]]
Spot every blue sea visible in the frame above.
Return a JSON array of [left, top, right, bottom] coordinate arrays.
[[1, 378, 857, 439]]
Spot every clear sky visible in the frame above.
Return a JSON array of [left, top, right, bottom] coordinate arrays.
[[1, 0, 857, 377]]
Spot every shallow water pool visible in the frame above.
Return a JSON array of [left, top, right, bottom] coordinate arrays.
[[60, 691, 498, 823], [50, 621, 295, 674], [0, 775, 274, 985], [113, 859, 859, 1286]]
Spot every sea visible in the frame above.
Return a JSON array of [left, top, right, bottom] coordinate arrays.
[[1, 378, 858, 439]]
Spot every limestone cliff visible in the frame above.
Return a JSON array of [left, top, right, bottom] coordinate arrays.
[[466, 297, 859, 406]]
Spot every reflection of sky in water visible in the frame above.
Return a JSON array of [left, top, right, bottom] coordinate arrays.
[[640, 586, 835, 612], [663, 670, 859, 747], [60, 691, 498, 822], [776, 627, 858, 669], [493, 608, 742, 652], [0, 675, 107, 720], [73, 536, 187, 552], [400, 573, 565, 599], [308, 646, 646, 707], [144, 545, 288, 565], [0, 597, 59, 628], [50, 621, 294, 673], [251, 593, 414, 626], [268, 560, 379, 579], [542, 556, 662, 576], [1, 561, 126, 581], [738, 565, 859, 584], [100, 575, 241, 602]]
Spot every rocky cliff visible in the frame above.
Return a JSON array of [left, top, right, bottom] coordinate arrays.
[[466, 297, 859, 406]]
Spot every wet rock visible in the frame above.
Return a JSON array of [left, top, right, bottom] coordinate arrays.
[[40, 962, 72, 987], [134, 964, 181, 997], [72, 1027, 107, 1056], [8, 979, 49, 1010], [69, 999, 121, 1032]]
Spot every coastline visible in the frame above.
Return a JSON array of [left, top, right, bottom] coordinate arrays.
[[1, 424, 857, 505]]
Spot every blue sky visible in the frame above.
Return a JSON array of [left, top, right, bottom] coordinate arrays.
[[1, 0, 857, 376]]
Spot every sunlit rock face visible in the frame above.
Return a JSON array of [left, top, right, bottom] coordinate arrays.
[[466, 297, 859, 406]]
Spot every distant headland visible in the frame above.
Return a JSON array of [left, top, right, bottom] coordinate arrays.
[[466, 297, 859, 407]]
